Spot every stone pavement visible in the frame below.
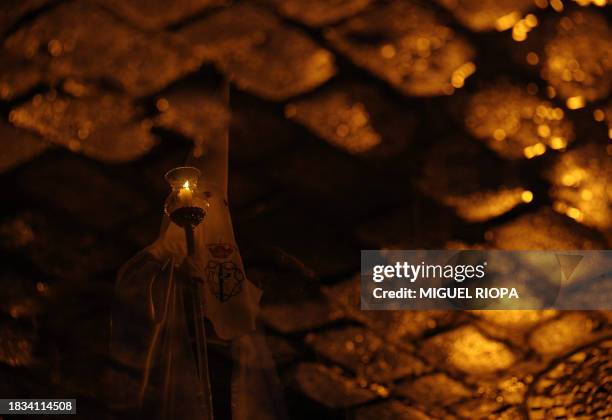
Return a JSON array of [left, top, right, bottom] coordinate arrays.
[[0, 0, 610, 418]]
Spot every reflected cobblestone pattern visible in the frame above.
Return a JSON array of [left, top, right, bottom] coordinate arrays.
[[539, 11, 612, 103], [325, 1, 476, 96], [463, 82, 575, 160], [10, 90, 156, 162], [527, 339, 612, 419], [435, 0, 536, 32], [180, 3, 336, 101], [0, 0, 610, 419]]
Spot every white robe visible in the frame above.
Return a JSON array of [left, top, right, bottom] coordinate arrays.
[[111, 83, 270, 419]]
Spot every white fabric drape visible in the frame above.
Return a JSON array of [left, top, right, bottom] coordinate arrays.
[[111, 80, 284, 420]]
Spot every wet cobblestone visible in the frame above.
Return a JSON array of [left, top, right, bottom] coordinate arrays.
[[395, 372, 472, 406], [285, 80, 415, 159], [527, 339, 612, 419], [325, 1, 475, 96], [10, 90, 156, 162], [91, 0, 226, 31], [417, 136, 530, 222], [294, 362, 378, 408], [181, 3, 336, 100], [463, 82, 575, 160], [421, 325, 517, 375], [436, 0, 536, 32], [539, 11, 612, 103], [271, 0, 372, 27], [0, 0, 609, 418], [4, 2, 200, 96]]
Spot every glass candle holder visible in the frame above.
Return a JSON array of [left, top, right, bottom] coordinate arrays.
[[164, 166, 208, 255], [164, 166, 207, 215]]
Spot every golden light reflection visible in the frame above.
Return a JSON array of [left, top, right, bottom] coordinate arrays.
[[541, 11, 611, 103], [566, 206, 583, 221], [442, 188, 532, 222], [9, 90, 156, 162], [488, 208, 605, 250], [529, 313, 596, 357], [286, 93, 383, 155], [495, 11, 521, 32], [527, 339, 612, 419], [182, 3, 337, 101], [36, 282, 48, 293], [427, 326, 516, 374], [473, 310, 557, 329], [156, 98, 170, 112], [451, 61, 476, 88], [5, 2, 204, 97], [550, 0, 564, 11], [566, 96, 585, 110], [325, 1, 475, 96], [466, 84, 574, 159], [546, 143, 611, 230], [511, 13, 538, 42], [549, 136, 566, 149], [572, 0, 609, 5], [437, 0, 534, 32], [526, 52, 539, 66], [379, 44, 396, 59]]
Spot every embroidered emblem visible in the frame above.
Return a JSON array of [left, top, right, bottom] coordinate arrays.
[[206, 261, 244, 302], [208, 243, 235, 259]]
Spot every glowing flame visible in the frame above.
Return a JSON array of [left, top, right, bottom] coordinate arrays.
[[183, 180, 190, 190]]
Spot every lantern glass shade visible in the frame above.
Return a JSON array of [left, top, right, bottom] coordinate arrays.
[[163, 166, 208, 216]]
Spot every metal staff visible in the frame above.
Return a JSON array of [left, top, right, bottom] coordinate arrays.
[[167, 174, 214, 419]]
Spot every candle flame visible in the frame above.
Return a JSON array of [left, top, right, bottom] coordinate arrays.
[[183, 180, 190, 190]]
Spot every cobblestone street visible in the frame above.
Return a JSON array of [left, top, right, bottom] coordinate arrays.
[[0, 0, 610, 418]]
